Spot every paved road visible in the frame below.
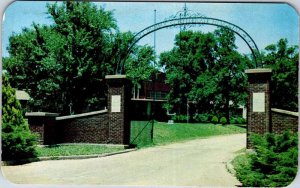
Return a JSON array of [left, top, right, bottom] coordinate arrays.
[[1, 133, 246, 186]]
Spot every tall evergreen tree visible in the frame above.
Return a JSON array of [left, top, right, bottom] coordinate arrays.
[[2, 75, 37, 161]]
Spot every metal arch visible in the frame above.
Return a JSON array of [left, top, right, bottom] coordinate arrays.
[[119, 16, 261, 73]]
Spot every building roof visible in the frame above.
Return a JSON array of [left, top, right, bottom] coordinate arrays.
[[15, 90, 30, 100]]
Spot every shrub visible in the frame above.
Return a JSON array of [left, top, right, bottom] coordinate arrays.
[[193, 113, 211, 123], [229, 116, 246, 124], [220, 117, 227, 125], [171, 114, 188, 122], [234, 131, 298, 187], [237, 117, 246, 124], [2, 75, 38, 161], [229, 116, 237, 124], [211, 116, 219, 124]]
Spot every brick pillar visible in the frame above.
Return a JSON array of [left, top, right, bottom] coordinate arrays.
[[25, 112, 59, 145], [245, 68, 272, 148], [106, 75, 132, 145]]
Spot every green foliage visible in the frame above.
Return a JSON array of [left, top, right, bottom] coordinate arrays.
[[229, 117, 236, 124], [159, 28, 251, 118], [193, 113, 211, 123], [125, 45, 156, 93], [171, 114, 189, 122], [3, 2, 150, 115], [229, 116, 246, 124], [220, 117, 227, 125], [2, 75, 38, 161], [125, 45, 156, 82], [211, 116, 219, 124], [4, 2, 117, 114], [263, 39, 298, 111], [237, 117, 246, 124], [36, 144, 124, 157], [234, 131, 298, 187]]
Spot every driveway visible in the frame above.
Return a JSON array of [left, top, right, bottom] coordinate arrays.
[[1, 133, 246, 186]]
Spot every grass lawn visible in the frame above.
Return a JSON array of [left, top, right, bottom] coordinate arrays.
[[131, 121, 246, 148], [36, 122, 246, 157], [131, 121, 153, 147], [36, 144, 125, 157], [154, 122, 246, 145]]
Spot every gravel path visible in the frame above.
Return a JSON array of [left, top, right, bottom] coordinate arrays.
[[1, 133, 246, 186]]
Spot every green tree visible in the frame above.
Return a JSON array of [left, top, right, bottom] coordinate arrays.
[[4, 2, 120, 115], [160, 30, 218, 114], [4, 25, 65, 113], [4, 2, 157, 115], [263, 39, 298, 111], [125, 45, 156, 98], [2, 75, 38, 161], [111, 31, 136, 74], [212, 28, 251, 120], [159, 28, 251, 117], [46, 1, 118, 114]]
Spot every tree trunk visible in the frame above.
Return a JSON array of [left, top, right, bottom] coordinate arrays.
[[133, 85, 136, 99]]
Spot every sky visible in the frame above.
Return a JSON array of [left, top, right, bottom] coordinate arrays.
[[1, 1, 299, 58]]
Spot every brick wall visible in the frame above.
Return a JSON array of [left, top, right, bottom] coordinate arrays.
[[56, 110, 109, 144], [271, 108, 298, 134], [26, 75, 132, 146], [26, 111, 109, 145], [28, 123, 44, 144], [26, 112, 58, 145]]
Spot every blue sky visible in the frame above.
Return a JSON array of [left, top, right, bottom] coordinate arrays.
[[2, 1, 299, 58]]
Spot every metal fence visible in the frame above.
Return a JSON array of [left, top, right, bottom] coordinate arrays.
[[130, 121, 154, 147]]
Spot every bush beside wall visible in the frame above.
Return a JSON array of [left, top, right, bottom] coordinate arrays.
[[234, 131, 298, 187], [2, 76, 38, 161]]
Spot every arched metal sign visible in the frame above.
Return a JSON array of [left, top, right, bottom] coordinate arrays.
[[118, 16, 261, 73]]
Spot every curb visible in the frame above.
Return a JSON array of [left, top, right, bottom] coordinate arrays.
[[227, 149, 252, 175], [226, 149, 256, 175], [1, 148, 137, 166], [226, 158, 236, 175]]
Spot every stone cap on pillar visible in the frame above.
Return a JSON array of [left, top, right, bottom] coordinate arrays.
[[105, 75, 131, 85], [245, 68, 272, 74], [25, 112, 59, 117], [105, 75, 127, 79]]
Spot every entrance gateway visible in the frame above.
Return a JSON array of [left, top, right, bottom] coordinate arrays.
[[26, 10, 287, 148], [106, 11, 271, 148], [105, 70, 272, 148]]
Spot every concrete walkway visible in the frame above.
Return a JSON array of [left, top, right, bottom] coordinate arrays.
[[1, 133, 246, 186]]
